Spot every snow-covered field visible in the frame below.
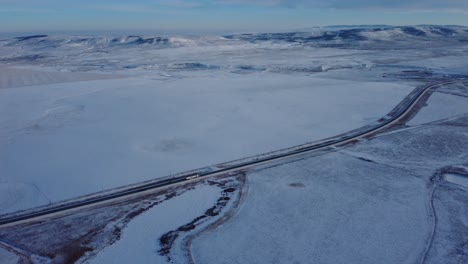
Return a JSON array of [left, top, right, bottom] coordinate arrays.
[[5, 26, 458, 214], [194, 154, 431, 263], [1, 25, 468, 264], [192, 113, 468, 264], [408, 92, 468, 126], [0, 70, 413, 214]]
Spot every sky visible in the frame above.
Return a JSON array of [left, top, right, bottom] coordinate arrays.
[[1, 0, 468, 33]]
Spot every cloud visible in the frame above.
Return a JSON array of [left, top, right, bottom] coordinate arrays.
[[218, 0, 468, 11], [0, 0, 204, 15], [155, 0, 205, 8], [1, 0, 468, 13]]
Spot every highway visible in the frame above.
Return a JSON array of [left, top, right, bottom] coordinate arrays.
[[0, 81, 455, 227]]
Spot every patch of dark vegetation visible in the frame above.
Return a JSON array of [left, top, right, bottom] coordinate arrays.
[[383, 70, 433, 79], [252, 32, 304, 43], [165, 192, 178, 199], [357, 157, 374, 163], [50, 242, 93, 264], [385, 70, 468, 81], [401, 26, 426, 36], [401, 70, 433, 74], [69, 38, 91, 44], [218, 198, 229, 206], [204, 206, 219, 217], [237, 65, 263, 71], [269, 66, 324, 74], [306, 33, 336, 41], [0, 54, 45, 62], [223, 187, 236, 193], [109, 36, 170, 45], [337, 29, 368, 41], [341, 139, 360, 146], [192, 215, 208, 223], [15, 35, 48, 41], [177, 215, 209, 233], [289, 182, 305, 188], [126, 207, 147, 220], [232, 65, 267, 74], [169, 62, 220, 71], [131, 36, 169, 45], [442, 74, 468, 79], [206, 180, 222, 186], [318, 43, 349, 48], [112, 225, 123, 241], [430, 27, 456, 36], [122, 65, 139, 69], [178, 223, 196, 232], [159, 231, 179, 261]]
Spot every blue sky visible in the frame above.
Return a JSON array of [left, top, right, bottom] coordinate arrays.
[[1, 0, 468, 33]]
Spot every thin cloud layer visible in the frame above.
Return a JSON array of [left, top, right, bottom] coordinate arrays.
[[2, 0, 468, 11], [1, 0, 468, 32], [220, 0, 468, 10]]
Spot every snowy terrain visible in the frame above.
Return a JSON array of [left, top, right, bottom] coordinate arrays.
[[7, 26, 466, 213], [192, 99, 468, 264], [0, 71, 413, 214], [0, 25, 468, 264], [194, 153, 432, 264], [408, 82, 468, 126], [90, 184, 221, 263]]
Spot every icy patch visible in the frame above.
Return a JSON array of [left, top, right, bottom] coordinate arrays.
[[0, 247, 20, 264], [89, 184, 220, 264], [444, 174, 468, 188], [408, 92, 468, 126]]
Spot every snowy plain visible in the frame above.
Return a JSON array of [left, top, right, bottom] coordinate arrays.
[[1, 25, 468, 264], [193, 153, 431, 264], [192, 107, 468, 264], [0, 63, 413, 213], [408, 91, 468, 126]]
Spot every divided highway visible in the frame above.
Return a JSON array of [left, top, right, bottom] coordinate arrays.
[[0, 81, 454, 227]]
